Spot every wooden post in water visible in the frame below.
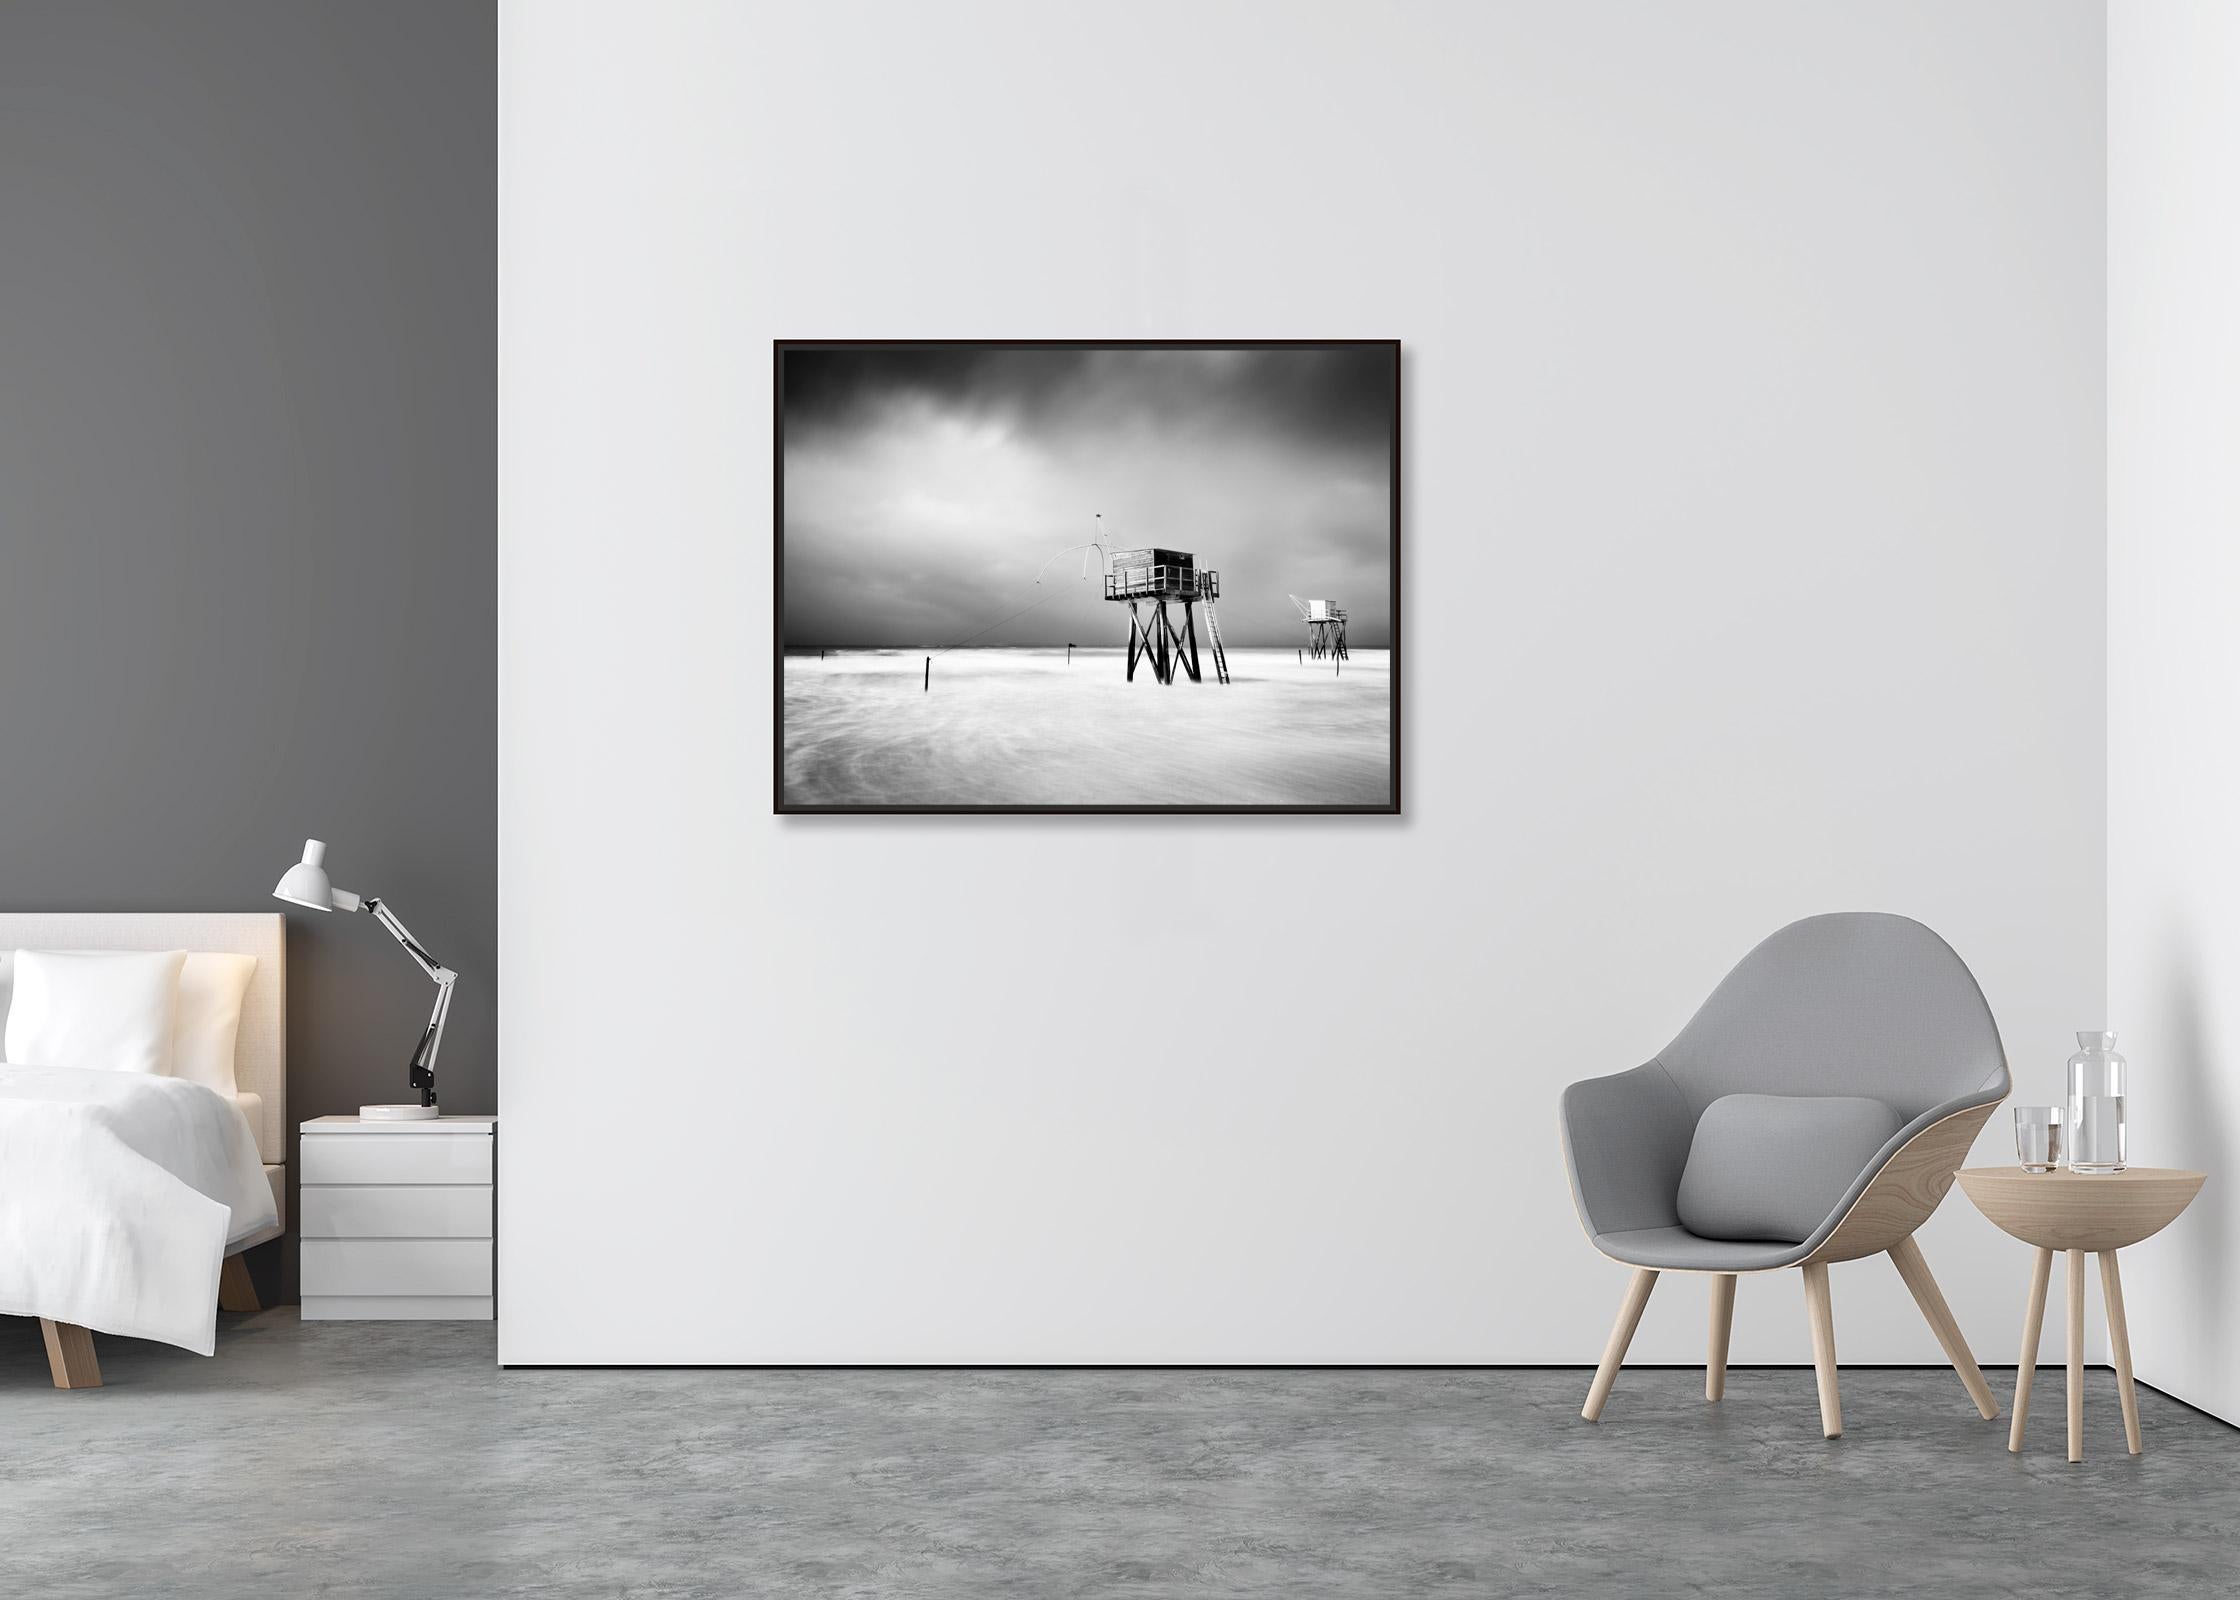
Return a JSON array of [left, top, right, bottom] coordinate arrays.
[[924, 657, 930, 692], [1297, 648, 1303, 665], [1068, 643, 1074, 665]]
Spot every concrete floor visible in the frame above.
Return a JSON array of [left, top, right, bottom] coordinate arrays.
[[2, 1312, 2234, 1599]]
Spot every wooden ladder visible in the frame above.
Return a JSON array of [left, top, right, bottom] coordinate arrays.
[[1201, 596, 1232, 684]]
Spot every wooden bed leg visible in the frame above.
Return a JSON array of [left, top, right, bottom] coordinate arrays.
[[219, 1255, 261, 1313], [40, 1320, 102, 1389]]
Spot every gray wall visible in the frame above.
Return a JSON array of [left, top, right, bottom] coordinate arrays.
[[0, 2, 495, 1303]]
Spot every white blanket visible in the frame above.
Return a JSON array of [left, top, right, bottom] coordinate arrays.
[[0, 1065, 277, 1355]]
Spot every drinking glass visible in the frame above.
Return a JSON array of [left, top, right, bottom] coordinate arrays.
[[2013, 1105, 2063, 1173]]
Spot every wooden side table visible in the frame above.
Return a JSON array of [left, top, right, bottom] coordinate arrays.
[[1956, 1167, 2204, 1462]]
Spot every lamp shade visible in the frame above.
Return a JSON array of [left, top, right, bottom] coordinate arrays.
[[274, 839, 336, 911]]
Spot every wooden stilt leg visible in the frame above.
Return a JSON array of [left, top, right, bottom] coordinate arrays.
[[2100, 1251, 2143, 1456], [2066, 1248, 2086, 1464], [1582, 1268, 1658, 1422], [40, 1320, 101, 1389], [1802, 1262, 1841, 1438], [1887, 1234, 1999, 1419], [219, 1254, 261, 1313], [2010, 1246, 2053, 1453], [1707, 1273, 1736, 1402]]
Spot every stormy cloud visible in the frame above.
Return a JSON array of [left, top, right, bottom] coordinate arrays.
[[779, 345, 1395, 650]]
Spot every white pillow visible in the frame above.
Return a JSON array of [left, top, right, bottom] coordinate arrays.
[[174, 952, 257, 1098], [4, 949, 187, 1076]]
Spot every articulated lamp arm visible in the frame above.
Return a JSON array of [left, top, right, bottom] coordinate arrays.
[[324, 887, 455, 1109], [363, 898, 457, 1108]]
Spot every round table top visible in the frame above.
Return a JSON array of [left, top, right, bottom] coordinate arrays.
[[1956, 1166, 2205, 1252]]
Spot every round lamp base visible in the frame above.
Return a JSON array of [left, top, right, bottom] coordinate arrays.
[[360, 1103, 439, 1123]]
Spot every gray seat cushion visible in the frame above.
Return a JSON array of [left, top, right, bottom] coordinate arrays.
[[1676, 1093, 1902, 1244], [1589, 1225, 1814, 1273]]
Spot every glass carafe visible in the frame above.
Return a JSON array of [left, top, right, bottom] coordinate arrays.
[[2066, 1030, 2128, 1173]]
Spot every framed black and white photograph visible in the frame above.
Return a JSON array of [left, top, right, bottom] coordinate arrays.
[[775, 340, 1400, 813]]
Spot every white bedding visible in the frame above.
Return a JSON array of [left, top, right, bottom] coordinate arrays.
[[0, 1064, 277, 1354]]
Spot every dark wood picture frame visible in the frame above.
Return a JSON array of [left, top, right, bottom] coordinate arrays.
[[774, 339, 1401, 815]]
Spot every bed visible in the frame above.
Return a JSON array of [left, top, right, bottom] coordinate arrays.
[[0, 912, 285, 1388]]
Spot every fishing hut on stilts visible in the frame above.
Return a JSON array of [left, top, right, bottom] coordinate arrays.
[[1105, 547, 1230, 684], [1290, 595, 1350, 662]]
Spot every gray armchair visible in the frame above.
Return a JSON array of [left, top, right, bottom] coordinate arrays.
[[1561, 912, 2010, 1436]]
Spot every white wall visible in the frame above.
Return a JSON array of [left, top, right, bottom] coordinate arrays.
[[499, 0, 2105, 1364], [2108, 0, 2240, 1424]]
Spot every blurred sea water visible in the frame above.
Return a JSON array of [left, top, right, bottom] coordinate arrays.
[[782, 648, 1392, 807]]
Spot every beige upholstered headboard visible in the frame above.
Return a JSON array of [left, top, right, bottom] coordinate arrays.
[[0, 912, 285, 1163]]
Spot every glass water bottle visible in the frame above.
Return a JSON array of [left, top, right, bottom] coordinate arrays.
[[2066, 1030, 2128, 1173]]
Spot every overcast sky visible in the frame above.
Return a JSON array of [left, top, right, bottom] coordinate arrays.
[[781, 346, 1394, 650]]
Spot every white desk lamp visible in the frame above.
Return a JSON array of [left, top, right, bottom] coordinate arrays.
[[273, 838, 456, 1123]]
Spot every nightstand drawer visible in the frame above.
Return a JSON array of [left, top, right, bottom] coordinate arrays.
[[301, 1133, 493, 1186], [303, 1295, 493, 1321], [301, 1237, 493, 1297], [301, 1184, 492, 1239]]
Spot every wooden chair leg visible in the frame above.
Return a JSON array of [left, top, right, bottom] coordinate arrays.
[[1707, 1273, 1736, 1402], [40, 1320, 102, 1389], [1802, 1262, 1841, 1438], [2010, 1246, 2053, 1453], [219, 1254, 261, 1313], [1582, 1268, 1658, 1422], [1887, 1234, 1998, 1420], [2066, 1248, 2086, 1464], [2100, 1251, 2143, 1456]]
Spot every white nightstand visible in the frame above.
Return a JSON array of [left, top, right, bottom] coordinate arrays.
[[299, 1115, 495, 1320]]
